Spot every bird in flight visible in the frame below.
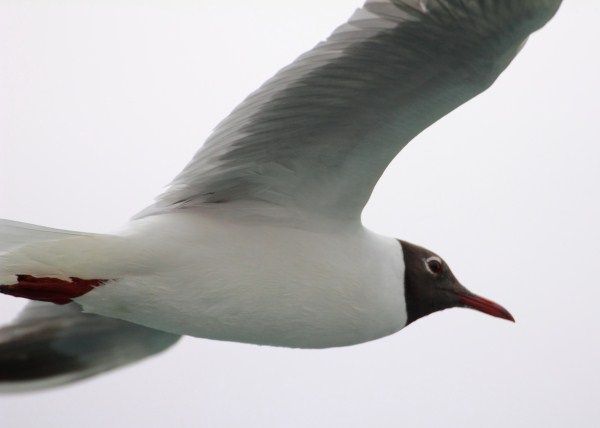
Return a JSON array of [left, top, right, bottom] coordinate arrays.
[[0, 0, 562, 392]]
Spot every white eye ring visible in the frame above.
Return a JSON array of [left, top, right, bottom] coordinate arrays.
[[425, 256, 443, 275]]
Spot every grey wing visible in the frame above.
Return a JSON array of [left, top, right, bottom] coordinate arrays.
[[0, 302, 180, 393], [138, 0, 561, 220]]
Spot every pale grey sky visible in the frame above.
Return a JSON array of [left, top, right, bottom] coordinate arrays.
[[0, 1, 599, 427]]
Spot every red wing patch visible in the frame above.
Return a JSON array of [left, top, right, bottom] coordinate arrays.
[[0, 275, 107, 305]]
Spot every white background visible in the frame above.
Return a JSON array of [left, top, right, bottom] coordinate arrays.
[[1, 1, 599, 427]]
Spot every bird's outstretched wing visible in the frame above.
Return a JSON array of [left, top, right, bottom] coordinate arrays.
[[138, 0, 561, 221]]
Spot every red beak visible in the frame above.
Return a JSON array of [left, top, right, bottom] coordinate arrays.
[[458, 292, 515, 322]]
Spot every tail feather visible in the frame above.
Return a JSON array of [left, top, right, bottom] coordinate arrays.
[[0, 219, 92, 253], [0, 219, 181, 392]]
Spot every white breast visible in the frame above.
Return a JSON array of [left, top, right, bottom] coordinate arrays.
[[76, 204, 407, 348]]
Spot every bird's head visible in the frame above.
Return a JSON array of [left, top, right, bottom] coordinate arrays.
[[399, 240, 514, 325]]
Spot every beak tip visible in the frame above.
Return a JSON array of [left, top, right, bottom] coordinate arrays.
[[458, 292, 515, 324], [494, 306, 515, 323]]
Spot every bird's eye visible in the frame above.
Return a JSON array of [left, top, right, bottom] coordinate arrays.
[[425, 256, 443, 275]]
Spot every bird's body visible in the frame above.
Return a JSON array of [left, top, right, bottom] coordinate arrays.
[[0, 0, 562, 391], [78, 207, 406, 348]]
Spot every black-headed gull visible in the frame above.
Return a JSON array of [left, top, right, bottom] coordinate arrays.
[[1, 0, 561, 391]]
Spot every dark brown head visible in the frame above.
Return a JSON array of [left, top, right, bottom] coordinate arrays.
[[399, 240, 514, 325]]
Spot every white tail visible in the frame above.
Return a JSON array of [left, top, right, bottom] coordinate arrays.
[[0, 219, 91, 253], [0, 219, 180, 392]]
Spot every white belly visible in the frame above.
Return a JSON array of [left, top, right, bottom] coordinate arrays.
[[76, 207, 407, 348]]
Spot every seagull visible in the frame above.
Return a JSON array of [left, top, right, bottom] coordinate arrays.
[[0, 0, 561, 392]]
